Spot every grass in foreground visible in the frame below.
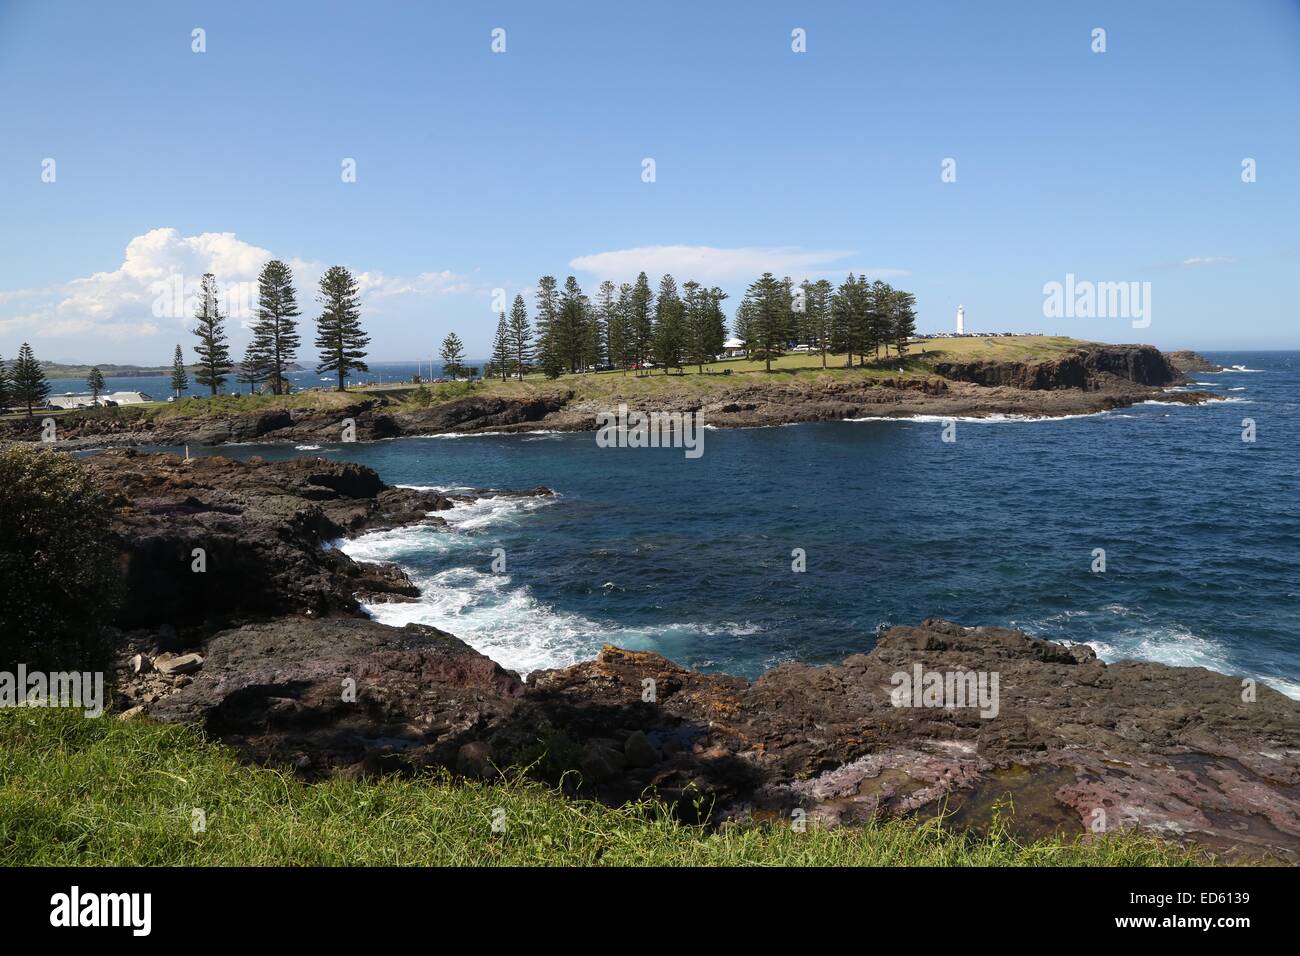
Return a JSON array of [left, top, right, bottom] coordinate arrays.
[[0, 709, 1204, 866]]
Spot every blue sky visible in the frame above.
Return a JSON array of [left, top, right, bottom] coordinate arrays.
[[2, 0, 1299, 363]]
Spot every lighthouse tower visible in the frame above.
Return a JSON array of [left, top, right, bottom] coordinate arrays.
[[956, 304, 965, 335]]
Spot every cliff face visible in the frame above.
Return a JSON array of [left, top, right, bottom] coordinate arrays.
[[81, 450, 547, 630], [1167, 350, 1224, 374], [91, 452, 1300, 859], [932, 344, 1181, 390]]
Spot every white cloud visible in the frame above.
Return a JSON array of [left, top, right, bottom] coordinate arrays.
[[1181, 256, 1238, 267], [355, 269, 478, 299], [0, 228, 474, 342], [569, 244, 908, 284]]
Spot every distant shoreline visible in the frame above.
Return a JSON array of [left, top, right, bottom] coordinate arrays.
[[40, 363, 306, 380]]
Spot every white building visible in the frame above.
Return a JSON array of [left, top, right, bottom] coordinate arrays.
[[720, 337, 747, 358], [956, 304, 965, 335], [48, 390, 153, 409]]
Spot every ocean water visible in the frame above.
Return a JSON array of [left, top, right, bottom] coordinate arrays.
[[166, 351, 1300, 698], [48, 361, 469, 399]]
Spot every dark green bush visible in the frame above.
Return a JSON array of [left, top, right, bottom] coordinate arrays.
[[0, 444, 119, 672]]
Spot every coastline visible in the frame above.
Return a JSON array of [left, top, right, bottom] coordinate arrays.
[[3, 343, 1221, 449], [80, 449, 1300, 861]]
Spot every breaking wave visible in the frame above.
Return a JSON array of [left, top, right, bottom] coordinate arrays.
[[340, 491, 762, 675], [1017, 605, 1299, 700]]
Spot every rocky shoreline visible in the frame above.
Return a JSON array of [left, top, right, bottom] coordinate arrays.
[[4, 344, 1221, 449], [85, 450, 1300, 861]]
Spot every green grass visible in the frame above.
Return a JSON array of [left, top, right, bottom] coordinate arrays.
[[17, 336, 1097, 428], [0, 708, 1205, 866], [378, 335, 1094, 412], [150, 390, 359, 421]]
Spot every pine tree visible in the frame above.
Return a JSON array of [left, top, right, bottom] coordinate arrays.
[[891, 288, 917, 356], [608, 283, 633, 373], [652, 274, 685, 372], [705, 286, 729, 364], [557, 276, 589, 373], [314, 265, 369, 391], [682, 281, 704, 372], [250, 259, 301, 395], [682, 281, 726, 373], [192, 273, 233, 395], [491, 312, 512, 381], [734, 297, 755, 352], [801, 279, 833, 368], [829, 277, 853, 366], [440, 332, 467, 380], [11, 343, 49, 415], [86, 367, 106, 405], [831, 274, 873, 366], [508, 294, 532, 380], [741, 273, 787, 372], [870, 279, 892, 357], [0, 353, 11, 410], [238, 341, 270, 393], [781, 276, 801, 347], [629, 272, 654, 374], [170, 344, 188, 399], [532, 276, 561, 376], [594, 280, 617, 369]]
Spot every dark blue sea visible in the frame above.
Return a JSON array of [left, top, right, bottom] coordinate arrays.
[[164, 352, 1300, 697], [51, 361, 455, 400]]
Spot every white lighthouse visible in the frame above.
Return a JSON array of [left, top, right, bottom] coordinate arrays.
[[956, 304, 965, 335]]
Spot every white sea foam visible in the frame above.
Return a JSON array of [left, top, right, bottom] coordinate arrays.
[[353, 565, 762, 676], [844, 411, 1110, 424], [439, 493, 556, 531], [294, 444, 322, 451], [357, 566, 605, 674], [339, 490, 756, 675], [1020, 607, 1300, 701], [340, 523, 466, 563], [413, 429, 564, 439], [394, 483, 475, 493]]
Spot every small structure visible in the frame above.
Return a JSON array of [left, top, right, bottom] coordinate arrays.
[[720, 337, 747, 358], [956, 304, 965, 335], [47, 390, 153, 409]]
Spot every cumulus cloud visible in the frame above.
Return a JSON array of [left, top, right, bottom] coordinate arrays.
[[355, 269, 478, 299], [569, 244, 908, 283], [0, 228, 474, 343]]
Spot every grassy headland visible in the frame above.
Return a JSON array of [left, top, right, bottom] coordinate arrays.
[[0, 708, 1202, 866], [2, 335, 1139, 430], [370, 334, 1093, 409]]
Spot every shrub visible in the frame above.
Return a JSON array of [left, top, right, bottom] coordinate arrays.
[[0, 444, 119, 672]]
